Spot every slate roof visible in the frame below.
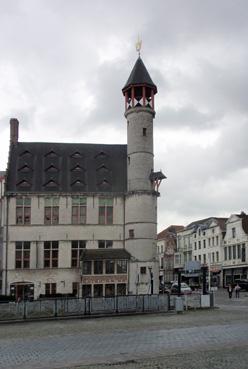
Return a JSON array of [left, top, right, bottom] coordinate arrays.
[[237, 212, 248, 235], [6, 142, 127, 194], [186, 217, 227, 231], [122, 57, 157, 93], [157, 225, 184, 240], [81, 249, 131, 261]]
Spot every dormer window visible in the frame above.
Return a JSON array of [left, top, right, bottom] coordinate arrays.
[[44, 180, 58, 187], [71, 152, 82, 158], [45, 150, 57, 158], [96, 164, 109, 173], [20, 150, 32, 158], [45, 164, 58, 173], [18, 164, 32, 172], [71, 179, 85, 186], [71, 164, 84, 172], [95, 151, 108, 159], [17, 180, 31, 188]]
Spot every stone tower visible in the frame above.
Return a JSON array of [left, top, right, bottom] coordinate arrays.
[[122, 57, 165, 294]]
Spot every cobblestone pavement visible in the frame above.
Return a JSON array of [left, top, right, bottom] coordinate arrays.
[[0, 289, 247, 369]]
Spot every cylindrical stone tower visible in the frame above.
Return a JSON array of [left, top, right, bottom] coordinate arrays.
[[122, 57, 159, 295]]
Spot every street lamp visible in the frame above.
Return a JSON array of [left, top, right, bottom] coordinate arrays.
[[148, 267, 153, 295]]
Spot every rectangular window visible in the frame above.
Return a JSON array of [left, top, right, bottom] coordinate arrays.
[[82, 284, 91, 297], [98, 240, 113, 249], [82, 261, 92, 275], [224, 247, 227, 260], [117, 283, 126, 296], [203, 240, 206, 248], [105, 284, 115, 297], [71, 240, 86, 267], [44, 197, 59, 225], [45, 283, 56, 295], [241, 244, 246, 262], [94, 260, 103, 274], [212, 237, 215, 246], [117, 260, 128, 274], [233, 245, 236, 259], [72, 282, 79, 296], [232, 227, 236, 238], [208, 238, 211, 246], [99, 198, 113, 225], [216, 236, 219, 246], [198, 241, 201, 250], [237, 244, 241, 259], [105, 260, 115, 274], [129, 229, 134, 238], [16, 197, 31, 225], [194, 242, 197, 250], [203, 254, 206, 264], [94, 284, 103, 297], [15, 241, 30, 269], [228, 246, 232, 260], [216, 251, 219, 262], [44, 241, 59, 268], [72, 196, 87, 224], [198, 255, 201, 261], [212, 252, 215, 263]]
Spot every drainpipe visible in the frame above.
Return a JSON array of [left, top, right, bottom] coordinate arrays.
[[4, 196, 9, 295]]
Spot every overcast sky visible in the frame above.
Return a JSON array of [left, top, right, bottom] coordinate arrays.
[[0, 0, 247, 231]]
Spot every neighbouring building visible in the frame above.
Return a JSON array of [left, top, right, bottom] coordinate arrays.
[[174, 217, 227, 287], [222, 212, 248, 286], [0, 56, 165, 300], [157, 225, 184, 284], [0, 171, 5, 293]]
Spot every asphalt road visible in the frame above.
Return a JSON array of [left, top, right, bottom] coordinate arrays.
[[0, 289, 247, 369]]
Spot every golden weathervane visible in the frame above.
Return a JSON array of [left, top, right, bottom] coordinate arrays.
[[136, 36, 142, 56]]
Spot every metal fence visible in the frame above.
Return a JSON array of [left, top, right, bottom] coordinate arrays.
[[170, 292, 201, 310], [0, 294, 170, 321]]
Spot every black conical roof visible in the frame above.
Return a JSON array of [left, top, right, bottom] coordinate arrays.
[[122, 57, 157, 94]]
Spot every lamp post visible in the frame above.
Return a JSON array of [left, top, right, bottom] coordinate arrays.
[[148, 267, 153, 295]]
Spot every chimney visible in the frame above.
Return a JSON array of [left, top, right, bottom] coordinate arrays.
[[10, 118, 19, 144]]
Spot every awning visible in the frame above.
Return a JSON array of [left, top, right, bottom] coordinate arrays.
[[81, 249, 131, 261]]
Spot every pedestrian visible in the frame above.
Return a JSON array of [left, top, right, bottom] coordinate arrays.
[[227, 284, 233, 299], [234, 283, 241, 298]]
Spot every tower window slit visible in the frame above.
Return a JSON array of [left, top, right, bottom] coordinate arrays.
[[143, 128, 147, 136]]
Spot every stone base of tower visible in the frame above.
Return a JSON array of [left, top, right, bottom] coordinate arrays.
[[128, 260, 159, 295]]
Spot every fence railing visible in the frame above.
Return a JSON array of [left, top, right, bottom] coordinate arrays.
[[0, 294, 170, 321]]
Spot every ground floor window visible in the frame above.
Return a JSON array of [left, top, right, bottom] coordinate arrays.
[[94, 284, 103, 297], [105, 284, 115, 297], [45, 283, 56, 295], [117, 284, 126, 295], [82, 284, 92, 297], [72, 282, 79, 296]]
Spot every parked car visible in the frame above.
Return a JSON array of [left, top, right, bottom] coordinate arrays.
[[234, 279, 248, 291], [170, 282, 192, 295]]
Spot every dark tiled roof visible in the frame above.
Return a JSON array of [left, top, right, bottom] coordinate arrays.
[[157, 225, 184, 240], [6, 142, 127, 193], [237, 212, 248, 235], [186, 217, 227, 231], [81, 249, 131, 261], [122, 57, 157, 93]]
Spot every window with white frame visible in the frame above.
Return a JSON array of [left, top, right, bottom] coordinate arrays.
[[44, 241, 59, 268], [72, 196, 87, 224], [98, 240, 113, 249], [99, 198, 113, 224], [71, 240, 86, 267], [15, 241, 30, 269], [44, 197, 59, 225], [16, 197, 31, 225]]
